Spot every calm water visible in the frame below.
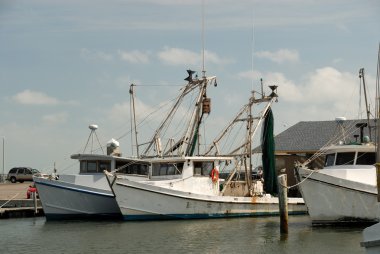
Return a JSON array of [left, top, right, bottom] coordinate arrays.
[[0, 215, 366, 254]]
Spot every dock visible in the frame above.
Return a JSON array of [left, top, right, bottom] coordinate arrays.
[[0, 182, 44, 219]]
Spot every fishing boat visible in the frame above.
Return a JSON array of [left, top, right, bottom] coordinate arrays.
[[361, 222, 380, 253], [295, 141, 379, 224], [361, 45, 380, 253], [295, 67, 380, 225], [107, 71, 306, 220], [34, 126, 149, 220]]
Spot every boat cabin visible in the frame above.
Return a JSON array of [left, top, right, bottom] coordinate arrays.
[[71, 154, 149, 176], [150, 158, 217, 180], [145, 156, 233, 196]]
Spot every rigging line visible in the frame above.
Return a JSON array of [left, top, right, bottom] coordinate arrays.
[[305, 121, 359, 162], [115, 95, 180, 141], [251, 20, 255, 91], [303, 121, 371, 165], [132, 84, 183, 87], [161, 88, 197, 140], [359, 75, 362, 119]]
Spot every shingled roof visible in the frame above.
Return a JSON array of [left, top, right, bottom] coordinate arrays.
[[274, 119, 376, 154]]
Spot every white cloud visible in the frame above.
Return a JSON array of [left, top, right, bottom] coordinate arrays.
[[158, 47, 199, 65], [157, 47, 233, 66], [265, 72, 303, 102], [118, 50, 150, 64], [12, 90, 59, 105], [80, 48, 113, 61], [42, 112, 69, 125], [255, 49, 299, 64], [238, 70, 263, 81], [238, 67, 365, 122]]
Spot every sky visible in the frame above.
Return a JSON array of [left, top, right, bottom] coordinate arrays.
[[0, 0, 379, 174]]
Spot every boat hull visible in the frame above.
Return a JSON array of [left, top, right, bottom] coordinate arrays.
[[296, 167, 380, 224], [34, 175, 121, 220], [361, 222, 380, 253], [113, 179, 306, 221]]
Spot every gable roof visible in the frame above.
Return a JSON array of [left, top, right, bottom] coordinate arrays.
[[274, 119, 376, 154]]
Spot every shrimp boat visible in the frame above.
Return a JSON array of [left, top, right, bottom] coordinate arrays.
[[107, 70, 306, 220], [33, 127, 149, 220], [295, 67, 380, 225], [295, 141, 379, 224]]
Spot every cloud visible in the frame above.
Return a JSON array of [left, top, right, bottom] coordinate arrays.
[[238, 66, 366, 121], [158, 47, 199, 65], [255, 49, 299, 64], [157, 47, 233, 66], [118, 50, 150, 64], [42, 112, 69, 125], [12, 90, 60, 105], [80, 48, 113, 61]]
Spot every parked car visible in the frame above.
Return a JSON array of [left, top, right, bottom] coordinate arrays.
[[7, 167, 41, 183]]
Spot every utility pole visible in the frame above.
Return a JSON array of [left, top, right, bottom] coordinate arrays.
[[2, 137, 4, 183]]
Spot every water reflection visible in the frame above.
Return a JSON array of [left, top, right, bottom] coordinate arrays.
[[0, 215, 366, 254]]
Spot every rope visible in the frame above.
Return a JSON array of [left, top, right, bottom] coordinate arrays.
[[0, 193, 20, 208], [302, 120, 370, 166], [281, 168, 318, 189]]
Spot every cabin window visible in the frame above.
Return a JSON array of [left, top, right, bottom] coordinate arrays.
[[152, 163, 183, 176], [99, 161, 111, 172], [116, 162, 149, 175], [80, 161, 86, 172], [87, 162, 97, 172], [194, 161, 214, 176], [356, 152, 376, 165], [324, 154, 335, 167], [335, 152, 355, 165]]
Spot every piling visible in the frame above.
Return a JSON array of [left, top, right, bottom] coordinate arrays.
[[277, 174, 288, 234], [376, 163, 380, 202], [33, 192, 38, 214]]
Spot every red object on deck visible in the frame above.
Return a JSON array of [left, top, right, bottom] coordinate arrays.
[[27, 186, 37, 199]]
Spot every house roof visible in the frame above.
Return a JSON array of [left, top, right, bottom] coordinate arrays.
[[273, 119, 376, 154]]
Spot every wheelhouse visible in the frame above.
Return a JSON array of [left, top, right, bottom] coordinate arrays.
[[71, 154, 149, 176]]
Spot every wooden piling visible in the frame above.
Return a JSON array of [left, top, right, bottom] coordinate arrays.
[[33, 192, 38, 214], [376, 163, 380, 202], [277, 174, 288, 234]]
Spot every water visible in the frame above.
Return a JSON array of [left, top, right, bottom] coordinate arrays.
[[0, 215, 365, 254]]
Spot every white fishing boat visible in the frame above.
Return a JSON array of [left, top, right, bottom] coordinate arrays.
[[295, 143, 379, 224], [34, 127, 149, 220], [107, 70, 306, 220], [361, 45, 380, 253], [295, 66, 380, 225], [109, 156, 305, 220], [361, 222, 380, 253]]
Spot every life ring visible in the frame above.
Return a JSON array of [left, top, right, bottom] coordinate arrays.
[[210, 168, 219, 183]]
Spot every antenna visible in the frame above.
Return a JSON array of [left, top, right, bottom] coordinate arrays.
[[201, 0, 206, 78], [83, 124, 104, 154], [251, 18, 255, 91]]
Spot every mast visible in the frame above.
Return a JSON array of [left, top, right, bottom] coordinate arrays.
[[359, 68, 372, 140], [375, 43, 380, 202], [129, 84, 139, 157]]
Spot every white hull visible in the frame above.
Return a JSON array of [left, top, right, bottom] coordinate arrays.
[[362, 222, 380, 253], [113, 179, 306, 220], [296, 167, 380, 224], [34, 174, 121, 220]]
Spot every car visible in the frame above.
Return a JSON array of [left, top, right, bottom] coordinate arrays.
[[7, 167, 41, 183]]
